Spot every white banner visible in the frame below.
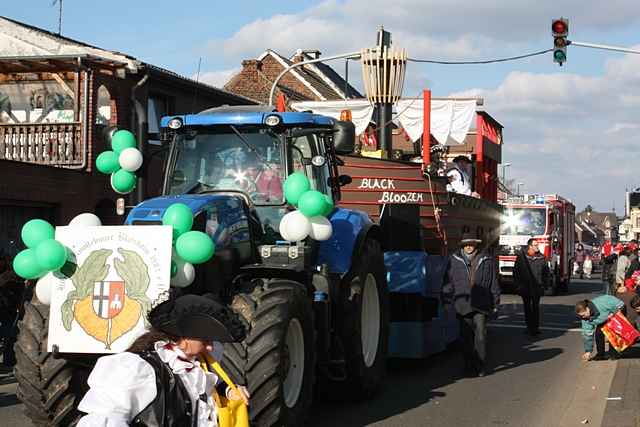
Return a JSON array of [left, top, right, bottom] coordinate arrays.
[[48, 226, 172, 353]]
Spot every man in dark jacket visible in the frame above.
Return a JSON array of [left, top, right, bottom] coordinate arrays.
[[443, 233, 500, 376], [513, 239, 550, 336]]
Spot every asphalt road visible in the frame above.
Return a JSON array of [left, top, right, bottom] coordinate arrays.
[[311, 279, 616, 427], [0, 279, 615, 427]]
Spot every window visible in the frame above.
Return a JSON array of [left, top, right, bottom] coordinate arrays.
[[95, 85, 112, 125], [291, 134, 329, 194], [0, 72, 78, 124]]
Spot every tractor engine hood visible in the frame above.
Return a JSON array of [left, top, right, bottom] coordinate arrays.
[[125, 194, 253, 255]]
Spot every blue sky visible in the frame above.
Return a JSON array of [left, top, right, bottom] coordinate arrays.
[[5, 0, 640, 212]]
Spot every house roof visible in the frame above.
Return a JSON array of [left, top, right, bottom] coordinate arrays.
[[229, 49, 362, 102], [0, 16, 254, 104], [292, 50, 362, 99]]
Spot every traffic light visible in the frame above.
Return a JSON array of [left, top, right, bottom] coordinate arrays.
[[552, 18, 569, 66]]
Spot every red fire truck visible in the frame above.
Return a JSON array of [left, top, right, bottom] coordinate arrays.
[[498, 194, 576, 294]]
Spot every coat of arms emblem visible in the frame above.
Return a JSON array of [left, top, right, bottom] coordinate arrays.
[[61, 248, 151, 349]]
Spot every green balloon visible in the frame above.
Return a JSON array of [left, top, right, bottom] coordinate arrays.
[[111, 169, 136, 194], [171, 260, 178, 278], [21, 219, 55, 249], [35, 239, 67, 271], [111, 130, 137, 154], [284, 172, 311, 205], [13, 249, 45, 280], [298, 190, 326, 218], [175, 231, 215, 265], [321, 194, 335, 217], [96, 150, 120, 174], [162, 203, 194, 240]]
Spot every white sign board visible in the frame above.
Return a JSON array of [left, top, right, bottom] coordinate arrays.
[[48, 226, 172, 353], [499, 235, 531, 247]]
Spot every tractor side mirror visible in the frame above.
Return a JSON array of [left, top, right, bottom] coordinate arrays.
[[333, 121, 356, 154]]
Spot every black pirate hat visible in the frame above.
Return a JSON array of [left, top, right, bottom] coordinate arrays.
[[460, 232, 482, 246], [148, 294, 245, 343]]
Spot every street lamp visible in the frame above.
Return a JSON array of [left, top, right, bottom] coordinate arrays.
[[501, 163, 512, 190], [517, 182, 524, 196]]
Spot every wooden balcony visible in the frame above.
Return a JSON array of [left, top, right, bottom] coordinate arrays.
[[0, 123, 84, 167]]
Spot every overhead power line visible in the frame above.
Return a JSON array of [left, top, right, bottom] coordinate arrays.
[[408, 48, 554, 65]]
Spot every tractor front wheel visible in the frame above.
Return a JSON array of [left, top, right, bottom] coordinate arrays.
[[224, 279, 315, 427]]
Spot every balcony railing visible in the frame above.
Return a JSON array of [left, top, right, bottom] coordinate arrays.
[[0, 123, 84, 167]]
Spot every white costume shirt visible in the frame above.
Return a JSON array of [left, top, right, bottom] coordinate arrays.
[[446, 168, 472, 195], [77, 341, 221, 427]]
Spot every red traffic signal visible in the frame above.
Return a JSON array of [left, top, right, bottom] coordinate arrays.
[[552, 18, 568, 37]]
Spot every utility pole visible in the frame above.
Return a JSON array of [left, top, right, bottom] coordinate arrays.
[[501, 163, 511, 190]]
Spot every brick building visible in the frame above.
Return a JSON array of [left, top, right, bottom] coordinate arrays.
[[0, 16, 254, 256], [224, 49, 361, 105]]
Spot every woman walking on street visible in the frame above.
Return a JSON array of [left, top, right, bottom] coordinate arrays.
[[76, 294, 249, 426]]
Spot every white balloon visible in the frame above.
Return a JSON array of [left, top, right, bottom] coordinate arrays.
[[35, 274, 55, 305], [118, 147, 143, 172], [279, 210, 311, 242], [308, 216, 333, 241], [69, 213, 102, 227], [170, 255, 195, 288]]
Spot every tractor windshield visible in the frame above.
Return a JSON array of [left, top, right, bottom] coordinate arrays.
[[168, 128, 286, 205]]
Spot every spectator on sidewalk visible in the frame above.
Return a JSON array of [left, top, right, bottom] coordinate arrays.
[[575, 244, 586, 279], [616, 247, 631, 289], [443, 233, 500, 377], [575, 295, 625, 361], [625, 246, 640, 289], [583, 255, 593, 279], [513, 238, 550, 337]]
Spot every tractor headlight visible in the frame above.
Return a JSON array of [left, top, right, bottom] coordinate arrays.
[[167, 117, 183, 129], [265, 114, 281, 127]]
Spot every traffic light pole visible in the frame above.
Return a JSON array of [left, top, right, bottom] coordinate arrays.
[[569, 40, 640, 55]]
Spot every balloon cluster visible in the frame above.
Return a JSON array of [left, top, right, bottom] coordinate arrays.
[[162, 203, 216, 288], [12, 219, 67, 282], [280, 172, 334, 242], [95, 130, 143, 195], [33, 212, 102, 305]]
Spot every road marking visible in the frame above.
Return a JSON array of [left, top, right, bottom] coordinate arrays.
[[488, 323, 582, 332]]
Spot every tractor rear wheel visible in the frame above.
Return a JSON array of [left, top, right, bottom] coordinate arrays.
[[15, 297, 88, 426], [321, 237, 389, 399], [224, 279, 315, 427]]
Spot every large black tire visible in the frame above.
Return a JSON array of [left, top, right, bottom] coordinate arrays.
[[224, 279, 315, 427], [15, 297, 87, 426], [321, 237, 389, 399]]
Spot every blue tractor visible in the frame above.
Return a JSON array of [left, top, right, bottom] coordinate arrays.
[[126, 106, 389, 425]]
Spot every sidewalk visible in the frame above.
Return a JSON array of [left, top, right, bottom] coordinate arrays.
[[602, 349, 640, 427]]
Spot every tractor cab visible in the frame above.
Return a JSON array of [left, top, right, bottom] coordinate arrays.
[[159, 106, 354, 244]]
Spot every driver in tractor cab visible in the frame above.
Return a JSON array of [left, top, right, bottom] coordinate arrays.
[[250, 154, 283, 202]]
